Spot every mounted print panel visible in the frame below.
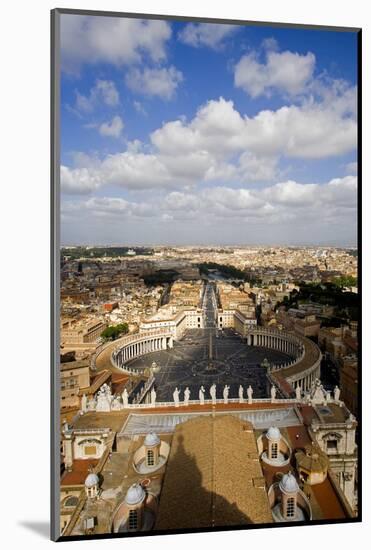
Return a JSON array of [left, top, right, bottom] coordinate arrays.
[[51, 8, 361, 541]]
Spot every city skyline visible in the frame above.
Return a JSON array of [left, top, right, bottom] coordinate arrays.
[[60, 15, 358, 247]]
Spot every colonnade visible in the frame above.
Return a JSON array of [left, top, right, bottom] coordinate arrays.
[[289, 367, 321, 393], [112, 330, 173, 370], [247, 328, 322, 396], [247, 329, 303, 359]]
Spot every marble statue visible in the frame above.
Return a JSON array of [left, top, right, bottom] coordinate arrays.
[[81, 393, 87, 413], [199, 385, 205, 405], [238, 385, 244, 403], [87, 397, 95, 411], [223, 384, 230, 404], [96, 383, 113, 412], [307, 378, 328, 405], [173, 387, 180, 407], [334, 385, 341, 401], [271, 385, 277, 402], [112, 395, 121, 410], [184, 387, 191, 406], [150, 387, 157, 406], [210, 383, 217, 404], [295, 385, 302, 401], [122, 388, 129, 408], [247, 385, 253, 404]]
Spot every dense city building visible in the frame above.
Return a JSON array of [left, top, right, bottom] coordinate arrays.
[[58, 245, 359, 537]]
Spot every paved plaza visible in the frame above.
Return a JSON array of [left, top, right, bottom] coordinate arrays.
[[127, 328, 292, 401]]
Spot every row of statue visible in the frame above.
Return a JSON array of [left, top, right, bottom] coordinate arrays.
[[80, 379, 341, 413], [166, 383, 256, 406], [154, 380, 340, 407]]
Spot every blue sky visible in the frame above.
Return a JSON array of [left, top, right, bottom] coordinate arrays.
[[60, 15, 358, 246]]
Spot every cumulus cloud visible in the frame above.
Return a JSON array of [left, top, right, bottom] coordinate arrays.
[[99, 115, 124, 138], [85, 197, 155, 218], [151, 95, 356, 159], [74, 80, 119, 113], [61, 15, 172, 73], [178, 23, 238, 49], [234, 49, 316, 98], [125, 66, 183, 100], [61, 94, 356, 195], [62, 176, 357, 227], [60, 165, 101, 194]]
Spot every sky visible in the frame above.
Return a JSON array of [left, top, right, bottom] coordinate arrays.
[[60, 14, 358, 246]]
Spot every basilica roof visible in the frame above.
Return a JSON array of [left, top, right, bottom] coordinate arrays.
[[154, 415, 272, 530]]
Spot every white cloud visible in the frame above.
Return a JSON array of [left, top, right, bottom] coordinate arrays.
[[170, 177, 357, 224], [61, 93, 356, 195], [178, 23, 238, 49], [261, 37, 279, 52], [152, 95, 356, 159], [63, 176, 357, 229], [125, 66, 183, 100], [163, 191, 199, 211], [61, 15, 172, 73], [74, 80, 119, 113], [133, 100, 147, 115], [235, 50, 315, 98], [99, 116, 124, 138], [86, 197, 155, 218], [237, 152, 279, 182], [99, 151, 172, 189], [60, 165, 101, 194], [261, 180, 319, 206], [75, 91, 94, 113], [94, 80, 120, 106]]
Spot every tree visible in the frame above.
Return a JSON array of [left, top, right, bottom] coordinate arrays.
[[332, 276, 357, 289], [101, 323, 129, 341]]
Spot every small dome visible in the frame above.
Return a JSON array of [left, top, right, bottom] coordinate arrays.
[[85, 472, 99, 488], [144, 432, 160, 447], [125, 483, 146, 506], [266, 426, 281, 441], [279, 472, 299, 494]]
